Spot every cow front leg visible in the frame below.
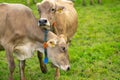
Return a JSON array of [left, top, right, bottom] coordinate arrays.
[[37, 51, 47, 73], [55, 67, 60, 80], [6, 49, 15, 80], [19, 60, 26, 80]]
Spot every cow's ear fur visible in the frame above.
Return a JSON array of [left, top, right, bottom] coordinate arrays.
[[36, 3, 41, 7]]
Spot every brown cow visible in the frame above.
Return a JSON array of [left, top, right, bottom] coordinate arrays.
[[0, 3, 70, 80], [36, 0, 78, 79], [37, 0, 78, 41]]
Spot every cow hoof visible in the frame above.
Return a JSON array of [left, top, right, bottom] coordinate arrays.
[[55, 76, 60, 80]]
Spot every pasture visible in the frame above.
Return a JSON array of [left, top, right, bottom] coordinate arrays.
[[0, 0, 120, 80]]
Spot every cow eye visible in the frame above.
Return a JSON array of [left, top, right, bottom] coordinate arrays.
[[51, 8, 55, 12]]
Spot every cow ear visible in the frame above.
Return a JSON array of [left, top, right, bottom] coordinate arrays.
[[36, 3, 41, 7], [59, 34, 67, 42], [47, 39, 57, 48], [56, 5, 65, 13]]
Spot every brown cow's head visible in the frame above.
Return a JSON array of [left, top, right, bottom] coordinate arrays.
[[46, 34, 70, 71], [37, 0, 64, 30]]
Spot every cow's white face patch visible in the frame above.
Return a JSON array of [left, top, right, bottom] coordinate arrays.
[[60, 65, 70, 71]]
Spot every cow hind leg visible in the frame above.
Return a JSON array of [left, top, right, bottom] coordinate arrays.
[[19, 60, 26, 80], [37, 51, 47, 73], [6, 49, 15, 80]]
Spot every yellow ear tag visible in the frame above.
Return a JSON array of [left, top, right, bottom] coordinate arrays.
[[50, 42, 55, 48], [51, 44, 55, 47], [51, 43, 55, 47], [58, 9, 62, 13]]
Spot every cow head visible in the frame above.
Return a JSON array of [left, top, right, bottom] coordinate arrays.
[[37, 0, 65, 30], [46, 34, 70, 71]]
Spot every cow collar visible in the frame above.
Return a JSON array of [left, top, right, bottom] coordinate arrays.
[[43, 30, 48, 64], [43, 22, 56, 64], [50, 22, 57, 31], [52, 22, 56, 27]]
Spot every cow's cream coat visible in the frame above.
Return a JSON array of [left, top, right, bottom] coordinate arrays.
[[0, 3, 70, 80], [14, 41, 44, 60]]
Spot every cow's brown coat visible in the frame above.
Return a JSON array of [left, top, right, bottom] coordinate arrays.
[[37, 0, 78, 42]]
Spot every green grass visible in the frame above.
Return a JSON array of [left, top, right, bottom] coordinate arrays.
[[0, 0, 120, 80]]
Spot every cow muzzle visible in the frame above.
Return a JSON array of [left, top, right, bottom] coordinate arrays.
[[38, 18, 50, 27], [60, 65, 70, 71]]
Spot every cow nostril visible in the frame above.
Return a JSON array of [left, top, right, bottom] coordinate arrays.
[[44, 20, 47, 23], [67, 67, 70, 71], [39, 19, 47, 24], [39, 20, 42, 23]]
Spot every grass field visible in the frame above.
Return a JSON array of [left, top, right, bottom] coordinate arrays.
[[0, 0, 120, 80]]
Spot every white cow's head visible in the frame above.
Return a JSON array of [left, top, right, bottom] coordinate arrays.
[[46, 34, 70, 71]]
